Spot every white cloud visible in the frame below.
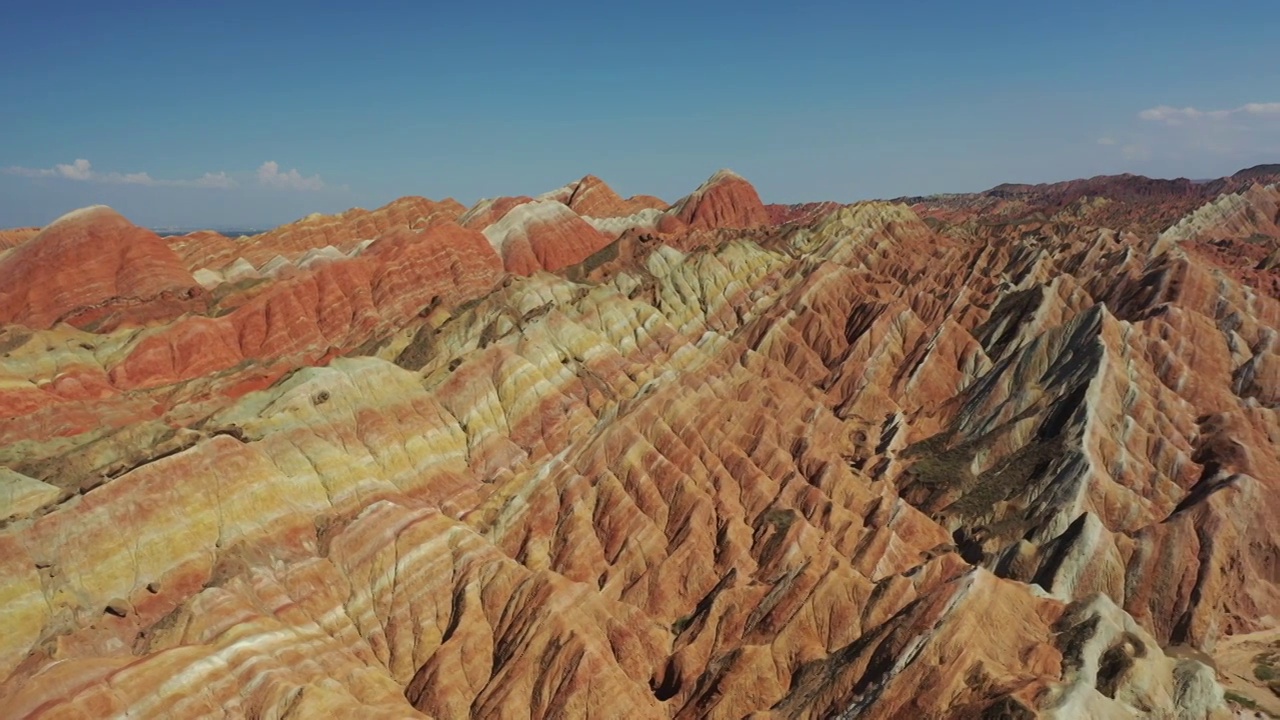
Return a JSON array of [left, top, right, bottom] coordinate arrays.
[[1100, 100, 1280, 165], [3, 158, 239, 188], [4, 159, 340, 192], [1139, 102, 1280, 125], [57, 158, 93, 180], [6, 158, 95, 180], [256, 161, 326, 191]]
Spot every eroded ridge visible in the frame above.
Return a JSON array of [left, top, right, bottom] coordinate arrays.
[[1, 169, 1278, 718]]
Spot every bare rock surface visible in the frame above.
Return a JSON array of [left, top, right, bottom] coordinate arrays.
[[2, 167, 1278, 718]]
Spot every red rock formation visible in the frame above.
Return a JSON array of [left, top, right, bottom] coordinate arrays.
[[626, 194, 668, 212], [1161, 183, 1280, 297], [255, 194, 465, 249], [0, 227, 39, 250], [0, 206, 204, 331], [905, 165, 1280, 238], [163, 229, 241, 272], [667, 169, 770, 230], [457, 178, 668, 251], [457, 195, 535, 230], [766, 201, 844, 225], [8, 166, 1280, 719], [542, 175, 668, 218], [482, 199, 612, 273], [109, 220, 503, 391], [169, 196, 467, 274]]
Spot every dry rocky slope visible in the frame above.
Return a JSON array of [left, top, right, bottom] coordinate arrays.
[[0, 167, 1278, 719]]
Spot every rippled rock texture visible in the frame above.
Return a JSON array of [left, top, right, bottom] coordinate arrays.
[[1, 169, 1278, 719]]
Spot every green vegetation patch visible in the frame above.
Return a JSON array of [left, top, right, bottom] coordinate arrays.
[[393, 324, 435, 370], [761, 507, 799, 531], [1225, 690, 1278, 718], [1252, 650, 1280, 698], [575, 237, 623, 277], [671, 613, 694, 635], [946, 438, 1063, 519]]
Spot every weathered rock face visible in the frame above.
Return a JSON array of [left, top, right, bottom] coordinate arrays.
[[457, 195, 536, 231], [1, 168, 1277, 719], [481, 200, 612, 273], [168, 195, 467, 275], [0, 206, 204, 331], [0, 227, 39, 250], [1160, 184, 1280, 297], [903, 165, 1280, 238], [668, 168, 771, 230], [540, 174, 668, 218], [765, 201, 843, 226]]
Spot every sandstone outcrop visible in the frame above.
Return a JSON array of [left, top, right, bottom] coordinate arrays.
[[2, 167, 1278, 718], [904, 165, 1280, 238], [1159, 183, 1280, 297], [0, 227, 39, 251], [457, 195, 536, 231], [168, 195, 467, 274], [0, 206, 204, 331], [539, 174, 667, 217], [765, 201, 843, 226], [480, 200, 612, 273], [668, 168, 771, 230]]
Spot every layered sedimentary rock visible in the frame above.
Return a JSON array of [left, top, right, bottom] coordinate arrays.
[[1160, 183, 1280, 297], [480, 200, 611, 273], [668, 168, 771, 230], [168, 195, 467, 274], [1, 167, 1278, 718], [0, 206, 204, 331], [0, 227, 39, 251], [903, 164, 1280, 238], [765, 201, 843, 226], [548, 175, 668, 218]]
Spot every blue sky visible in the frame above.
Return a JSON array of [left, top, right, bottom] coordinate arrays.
[[2, 0, 1278, 228]]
